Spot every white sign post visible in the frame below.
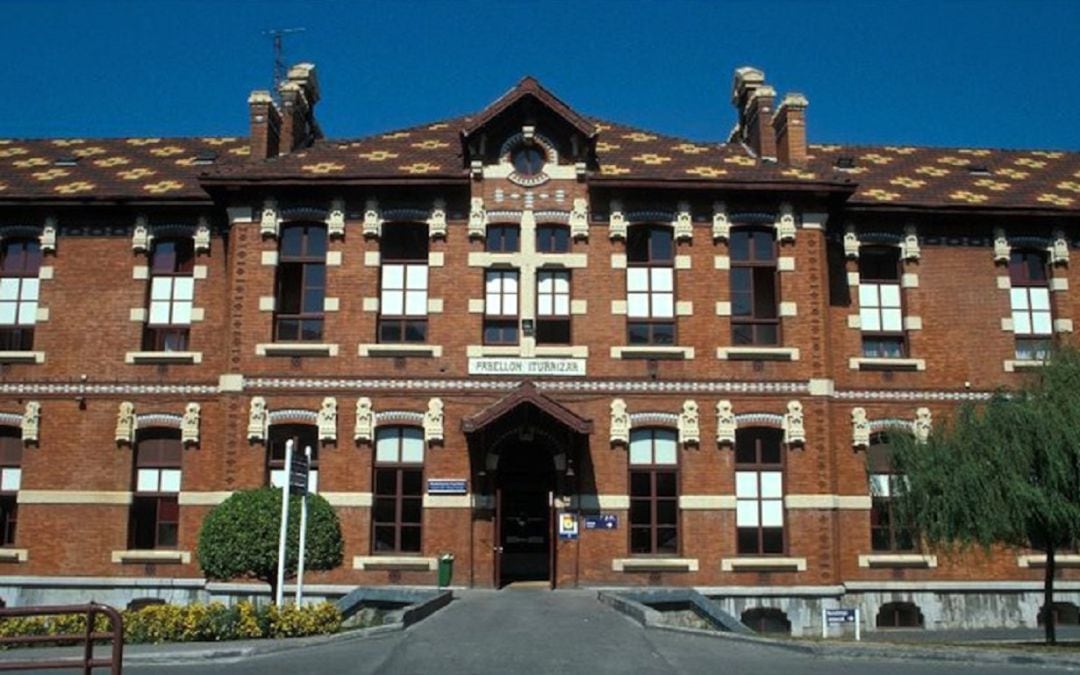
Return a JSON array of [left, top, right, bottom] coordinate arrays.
[[295, 445, 311, 605], [274, 439, 293, 606], [822, 607, 861, 641]]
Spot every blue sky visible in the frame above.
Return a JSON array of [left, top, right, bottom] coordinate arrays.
[[4, 0, 1079, 150]]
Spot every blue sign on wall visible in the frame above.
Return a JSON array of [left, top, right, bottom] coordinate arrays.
[[427, 479, 467, 495], [584, 515, 618, 530], [825, 609, 857, 625]]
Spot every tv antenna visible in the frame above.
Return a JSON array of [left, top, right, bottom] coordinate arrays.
[[263, 27, 306, 95]]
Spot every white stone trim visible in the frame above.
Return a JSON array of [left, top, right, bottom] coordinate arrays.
[[777, 256, 795, 272], [112, 550, 191, 565], [611, 346, 694, 360], [859, 554, 938, 569], [256, 343, 338, 357], [218, 374, 244, 392], [18, 490, 133, 505], [716, 302, 732, 316], [675, 301, 694, 316], [423, 494, 472, 508], [996, 275, 1012, 290], [259, 296, 275, 312], [611, 253, 627, 269], [847, 315, 861, 329], [190, 307, 204, 322], [466, 345, 521, 357], [132, 266, 148, 280], [721, 557, 806, 572], [1017, 554, 1080, 569], [534, 345, 589, 358], [901, 273, 919, 288], [177, 491, 233, 506], [34, 307, 49, 322], [326, 251, 343, 266], [358, 344, 442, 358], [674, 255, 692, 270], [611, 300, 627, 315], [1004, 359, 1045, 372], [125, 351, 203, 365], [1051, 277, 1069, 292], [779, 302, 797, 317], [260, 250, 278, 266], [903, 316, 923, 331], [808, 379, 834, 396], [0, 548, 28, 563], [570, 299, 588, 315], [467, 298, 485, 313], [428, 251, 445, 267], [849, 357, 925, 371], [324, 297, 340, 312], [353, 556, 436, 571], [39, 266, 54, 280], [596, 495, 630, 510], [1055, 319, 1073, 333], [717, 347, 799, 361], [426, 298, 444, 313], [192, 265, 208, 280], [362, 297, 379, 312], [679, 495, 736, 510], [364, 251, 380, 267], [613, 558, 699, 572], [322, 492, 373, 507], [786, 495, 872, 510], [1000, 317, 1014, 332], [714, 256, 730, 270]]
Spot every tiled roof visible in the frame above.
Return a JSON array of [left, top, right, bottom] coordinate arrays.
[[0, 137, 249, 201]]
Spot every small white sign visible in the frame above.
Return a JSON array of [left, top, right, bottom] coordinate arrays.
[[468, 357, 586, 377]]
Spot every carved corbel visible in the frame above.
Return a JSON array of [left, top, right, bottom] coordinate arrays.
[[468, 198, 487, 239], [194, 217, 211, 254], [260, 199, 280, 239], [608, 200, 626, 241], [843, 225, 860, 259], [993, 228, 1010, 264], [115, 402, 136, 446], [783, 400, 805, 446], [775, 203, 797, 243], [716, 400, 736, 446], [673, 202, 693, 242], [318, 397, 337, 442], [851, 407, 870, 449], [424, 398, 444, 445], [711, 202, 729, 243], [610, 398, 629, 446], [427, 199, 447, 240], [21, 401, 40, 446], [914, 407, 932, 443], [247, 397, 268, 442], [678, 400, 700, 446], [901, 224, 920, 261], [354, 397, 374, 443], [570, 198, 589, 240], [363, 199, 382, 238], [327, 198, 346, 239], [132, 215, 152, 253], [40, 217, 57, 254], [181, 402, 200, 446], [1051, 230, 1069, 266]]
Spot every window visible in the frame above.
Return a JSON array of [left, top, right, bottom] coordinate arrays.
[[735, 427, 784, 554], [0, 428, 21, 547], [876, 601, 924, 629], [536, 225, 570, 253], [267, 424, 319, 493], [627, 225, 675, 345], [868, 433, 914, 551], [858, 247, 904, 358], [484, 269, 519, 345], [130, 429, 181, 549], [373, 426, 424, 553], [379, 224, 429, 343], [511, 146, 545, 177], [0, 239, 41, 351], [485, 225, 519, 253], [730, 228, 779, 346], [143, 239, 194, 351], [275, 224, 326, 341], [629, 428, 678, 555], [536, 270, 571, 344], [1009, 250, 1052, 360]]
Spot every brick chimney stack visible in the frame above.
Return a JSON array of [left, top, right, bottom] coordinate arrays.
[[730, 67, 777, 160], [248, 90, 281, 160], [277, 63, 322, 155], [773, 93, 809, 167]]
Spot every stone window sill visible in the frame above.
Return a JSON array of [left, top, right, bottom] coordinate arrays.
[[534, 345, 590, 358], [0, 548, 28, 563], [717, 347, 798, 361], [612, 557, 699, 573], [1004, 359, 1046, 372], [358, 344, 443, 358], [1017, 554, 1080, 569], [611, 346, 694, 360], [466, 345, 522, 358], [0, 351, 44, 364], [125, 351, 202, 365], [721, 556, 806, 572], [112, 549, 191, 565], [353, 555, 436, 571], [850, 357, 925, 372], [256, 343, 338, 357], [859, 553, 937, 569]]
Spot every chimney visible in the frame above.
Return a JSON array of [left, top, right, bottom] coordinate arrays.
[[730, 67, 776, 160], [773, 93, 809, 167], [277, 63, 323, 154], [248, 90, 281, 160]]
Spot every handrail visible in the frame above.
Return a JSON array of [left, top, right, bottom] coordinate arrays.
[[0, 602, 123, 674]]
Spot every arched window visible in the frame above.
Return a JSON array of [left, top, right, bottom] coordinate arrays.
[[536, 224, 570, 254], [876, 601, 924, 628], [144, 238, 195, 351], [735, 427, 784, 554], [275, 223, 327, 342], [379, 224, 429, 343], [741, 607, 791, 635], [130, 428, 182, 550], [858, 246, 904, 358], [626, 225, 675, 345], [629, 428, 678, 554], [0, 426, 21, 547], [267, 424, 319, 493], [0, 239, 41, 351], [373, 426, 424, 553], [1009, 249, 1052, 361], [730, 227, 779, 346], [868, 432, 914, 552]]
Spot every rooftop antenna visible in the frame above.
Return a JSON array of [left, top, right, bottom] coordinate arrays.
[[263, 27, 306, 99]]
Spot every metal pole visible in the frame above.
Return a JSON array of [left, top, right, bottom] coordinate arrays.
[[275, 439, 293, 606], [295, 445, 311, 605], [855, 608, 861, 641], [821, 606, 826, 639]]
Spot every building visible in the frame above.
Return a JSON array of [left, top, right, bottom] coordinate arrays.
[[0, 63, 1078, 634]]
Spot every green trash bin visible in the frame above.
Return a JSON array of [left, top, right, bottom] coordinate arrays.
[[437, 553, 454, 587]]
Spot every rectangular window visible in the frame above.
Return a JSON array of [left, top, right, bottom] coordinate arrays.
[[730, 229, 779, 346], [485, 225, 520, 253], [735, 428, 784, 554], [628, 429, 678, 555], [373, 427, 424, 554], [858, 247, 904, 358], [0, 240, 41, 351], [627, 226, 676, 345], [131, 431, 181, 550], [144, 239, 194, 351], [536, 225, 570, 253], [275, 225, 327, 342], [0, 430, 21, 547], [870, 474, 915, 551], [536, 270, 571, 344], [379, 224, 429, 343], [484, 269, 519, 345], [1010, 251, 1052, 360], [267, 425, 320, 493]]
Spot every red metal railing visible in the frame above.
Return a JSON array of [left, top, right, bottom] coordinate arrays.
[[0, 602, 123, 674]]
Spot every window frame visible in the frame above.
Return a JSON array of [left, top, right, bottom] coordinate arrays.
[[867, 433, 916, 552], [0, 428, 21, 547], [483, 268, 520, 345], [372, 426, 424, 554], [266, 424, 320, 493], [143, 238, 195, 352], [378, 223, 430, 344], [729, 227, 780, 347], [628, 428, 680, 556], [1009, 250, 1053, 361], [485, 225, 520, 253], [0, 238, 41, 351], [858, 246, 906, 358], [274, 223, 327, 342], [536, 224, 571, 254], [130, 428, 182, 550], [535, 269, 571, 345], [734, 427, 786, 556], [626, 225, 676, 346]]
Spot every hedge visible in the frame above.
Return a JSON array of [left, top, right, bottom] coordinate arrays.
[[0, 601, 342, 646]]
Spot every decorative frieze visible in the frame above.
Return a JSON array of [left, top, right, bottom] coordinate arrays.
[[673, 202, 693, 242], [1052, 230, 1069, 266], [775, 203, 797, 243], [132, 215, 152, 252], [115, 402, 136, 445], [427, 199, 447, 239], [181, 402, 200, 446], [194, 217, 211, 254], [993, 228, 1010, 263], [423, 398, 444, 444], [782, 400, 805, 446], [318, 397, 337, 442], [716, 400, 736, 446], [610, 398, 629, 446], [40, 217, 57, 254], [354, 397, 374, 443], [843, 226, 860, 259], [678, 400, 699, 446], [851, 407, 870, 448], [247, 397, 268, 442], [901, 224, 920, 261]]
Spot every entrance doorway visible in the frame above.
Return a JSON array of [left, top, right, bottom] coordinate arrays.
[[495, 442, 554, 587]]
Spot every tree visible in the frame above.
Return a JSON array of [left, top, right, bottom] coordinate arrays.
[[893, 346, 1080, 645], [197, 487, 344, 603]]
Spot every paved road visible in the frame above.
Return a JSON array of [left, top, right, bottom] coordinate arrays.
[[11, 590, 1080, 674]]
